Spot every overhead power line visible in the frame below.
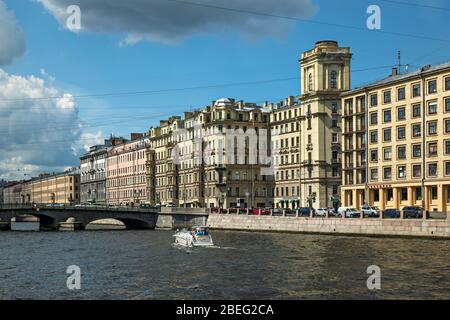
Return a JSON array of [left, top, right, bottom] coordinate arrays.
[[379, 0, 450, 11], [169, 0, 450, 44], [0, 65, 394, 105]]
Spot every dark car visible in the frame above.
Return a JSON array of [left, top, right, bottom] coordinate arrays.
[[284, 209, 296, 217], [383, 208, 400, 218], [139, 203, 153, 210], [297, 207, 313, 217], [403, 206, 423, 219]]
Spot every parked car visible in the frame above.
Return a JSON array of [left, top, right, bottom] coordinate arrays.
[[361, 205, 380, 218], [383, 208, 400, 218], [272, 208, 283, 216], [46, 203, 65, 207], [338, 207, 361, 218], [139, 203, 154, 210], [284, 208, 296, 217], [315, 208, 328, 217], [328, 208, 341, 217], [251, 208, 270, 215], [297, 207, 313, 217], [403, 206, 424, 219]]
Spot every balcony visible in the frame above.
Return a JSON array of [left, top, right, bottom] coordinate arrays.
[[216, 178, 227, 187], [214, 164, 226, 171]]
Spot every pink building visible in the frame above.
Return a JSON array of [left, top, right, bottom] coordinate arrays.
[[106, 133, 149, 206]]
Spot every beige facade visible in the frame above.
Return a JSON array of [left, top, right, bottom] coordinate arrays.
[[271, 41, 351, 209], [31, 170, 80, 205], [146, 99, 273, 208], [144, 40, 351, 209], [106, 134, 149, 205], [341, 62, 450, 213], [2, 181, 32, 204]]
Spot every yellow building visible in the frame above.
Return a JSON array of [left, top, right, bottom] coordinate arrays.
[[31, 169, 80, 205], [341, 62, 450, 213], [271, 41, 351, 209]]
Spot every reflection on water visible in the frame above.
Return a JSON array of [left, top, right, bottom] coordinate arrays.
[[0, 230, 449, 299]]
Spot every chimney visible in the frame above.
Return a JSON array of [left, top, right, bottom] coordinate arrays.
[[391, 67, 398, 76], [287, 96, 295, 106], [130, 133, 143, 141]]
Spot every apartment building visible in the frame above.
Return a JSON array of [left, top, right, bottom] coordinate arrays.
[[146, 98, 273, 208], [271, 41, 351, 209], [106, 133, 149, 205], [31, 169, 80, 204], [80, 144, 108, 204], [2, 181, 32, 204], [147, 116, 182, 206], [341, 62, 450, 213]]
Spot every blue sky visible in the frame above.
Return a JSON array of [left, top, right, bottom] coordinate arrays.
[[0, 0, 449, 179]]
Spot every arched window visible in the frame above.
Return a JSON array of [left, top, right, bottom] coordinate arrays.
[[308, 73, 313, 92], [330, 71, 337, 89]]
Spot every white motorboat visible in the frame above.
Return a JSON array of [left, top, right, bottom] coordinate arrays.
[[173, 226, 214, 247]]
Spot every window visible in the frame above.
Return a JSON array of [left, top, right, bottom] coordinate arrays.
[[412, 104, 421, 117], [397, 87, 406, 101], [428, 121, 437, 135], [332, 133, 338, 143], [428, 80, 437, 94], [370, 169, 378, 181], [412, 165, 421, 178], [370, 112, 378, 125], [383, 128, 392, 142], [412, 124, 421, 137], [412, 144, 421, 158], [383, 90, 391, 103], [370, 130, 378, 143], [384, 147, 392, 160], [383, 167, 392, 180], [446, 140, 450, 154], [428, 101, 438, 114], [446, 162, 450, 176], [383, 109, 392, 122], [331, 102, 338, 113], [397, 145, 406, 159], [446, 76, 450, 91], [370, 94, 378, 107], [428, 163, 437, 177], [397, 126, 406, 140], [330, 71, 337, 89], [428, 142, 438, 157], [446, 98, 450, 112], [370, 149, 378, 162], [397, 107, 406, 120], [398, 166, 406, 179], [308, 73, 313, 91], [412, 83, 421, 97], [446, 119, 450, 133], [332, 117, 338, 128]]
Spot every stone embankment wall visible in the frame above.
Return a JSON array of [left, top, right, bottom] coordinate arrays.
[[207, 214, 450, 238]]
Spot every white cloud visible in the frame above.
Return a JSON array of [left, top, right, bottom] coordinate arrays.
[[38, 0, 317, 44], [0, 69, 100, 180], [0, 0, 26, 66], [77, 130, 105, 152]]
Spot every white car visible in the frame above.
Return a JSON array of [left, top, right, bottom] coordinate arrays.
[[338, 207, 361, 218], [361, 205, 380, 218], [315, 208, 328, 217]]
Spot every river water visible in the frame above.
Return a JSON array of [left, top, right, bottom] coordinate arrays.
[[0, 230, 449, 299]]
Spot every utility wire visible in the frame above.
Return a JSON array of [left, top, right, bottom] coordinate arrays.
[[378, 0, 450, 11], [0, 65, 394, 105], [170, 0, 450, 43]]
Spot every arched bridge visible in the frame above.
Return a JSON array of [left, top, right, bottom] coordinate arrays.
[[0, 204, 158, 230]]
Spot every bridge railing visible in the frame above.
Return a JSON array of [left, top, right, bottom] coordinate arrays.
[[0, 203, 158, 213]]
